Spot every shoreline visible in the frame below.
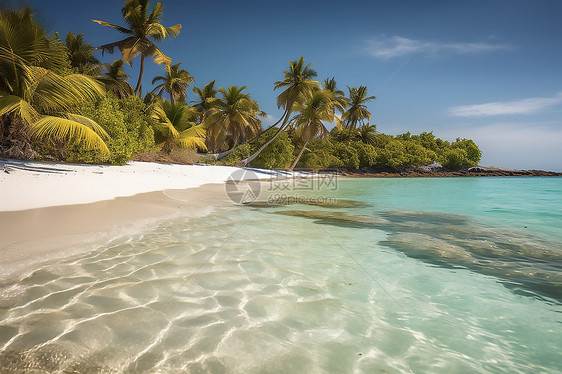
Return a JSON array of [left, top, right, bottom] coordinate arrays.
[[0, 159, 299, 279], [0, 183, 235, 280], [338, 168, 562, 178], [0, 159, 299, 212]]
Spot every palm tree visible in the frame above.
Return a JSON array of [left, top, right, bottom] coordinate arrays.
[[287, 90, 334, 170], [192, 80, 219, 123], [356, 123, 377, 145], [322, 77, 347, 113], [92, 0, 181, 95], [237, 56, 319, 166], [64, 31, 100, 75], [150, 100, 206, 153], [99, 59, 134, 98], [0, 6, 110, 157], [203, 86, 264, 153], [342, 85, 375, 135], [151, 63, 194, 104]]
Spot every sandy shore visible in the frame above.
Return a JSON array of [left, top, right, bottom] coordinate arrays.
[[0, 159, 296, 211], [0, 159, 298, 279]]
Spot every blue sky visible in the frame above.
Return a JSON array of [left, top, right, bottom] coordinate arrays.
[[29, 0, 562, 170]]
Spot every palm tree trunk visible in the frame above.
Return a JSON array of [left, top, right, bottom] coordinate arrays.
[[246, 107, 290, 143], [288, 141, 308, 171], [134, 54, 146, 95], [238, 120, 290, 167], [217, 147, 235, 159], [216, 107, 291, 161]]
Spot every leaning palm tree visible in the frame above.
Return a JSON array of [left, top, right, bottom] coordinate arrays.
[[237, 56, 319, 165], [64, 31, 100, 75], [150, 100, 206, 153], [287, 90, 334, 170], [191, 80, 219, 123], [0, 6, 110, 157], [342, 85, 375, 135], [151, 63, 194, 104], [92, 0, 181, 95], [203, 86, 264, 153], [99, 59, 134, 98]]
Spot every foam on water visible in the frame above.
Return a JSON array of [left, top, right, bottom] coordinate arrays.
[[0, 177, 561, 373]]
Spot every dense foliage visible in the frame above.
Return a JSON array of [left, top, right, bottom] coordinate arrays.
[[222, 131, 295, 169], [64, 95, 154, 164], [0, 1, 482, 170]]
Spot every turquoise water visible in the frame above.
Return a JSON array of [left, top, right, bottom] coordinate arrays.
[[0, 177, 561, 373]]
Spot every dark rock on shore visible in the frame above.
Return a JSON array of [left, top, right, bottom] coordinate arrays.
[[335, 165, 562, 178]]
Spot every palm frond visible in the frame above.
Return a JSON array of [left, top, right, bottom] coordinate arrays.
[[150, 45, 171, 65], [147, 2, 164, 24], [177, 123, 207, 150], [150, 103, 180, 138], [30, 115, 110, 154], [91, 20, 132, 34], [0, 94, 38, 125], [31, 69, 105, 113], [66, 114, 111, 141]]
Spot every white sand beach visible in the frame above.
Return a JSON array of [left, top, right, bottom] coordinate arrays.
[[0, 159, 301, 278], [0, 159, 296, 212]]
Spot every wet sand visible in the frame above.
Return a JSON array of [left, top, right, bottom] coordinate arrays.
[[0, 183, 232, 279]]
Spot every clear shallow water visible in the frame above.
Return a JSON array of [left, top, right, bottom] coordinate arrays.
[[0, 177, 561, 373]]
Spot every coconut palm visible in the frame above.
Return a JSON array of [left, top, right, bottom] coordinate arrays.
[[64, 31, 100, 75], [92, 0, 181, 95], [287, 90, 334, 170], [237, 56, 319, 166], [150, 100, 206, 153], [151, 63, 194, 104], [203, 86, 264, 153], [342, 85, 375, 134], [99, 59, 134, 98], [0, 6, 109, 157], [192, 80, 219, 122], [322, 77, 347, 113], [356, 123, 377, 145]]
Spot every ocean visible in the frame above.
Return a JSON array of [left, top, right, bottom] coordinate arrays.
[[0, 177, 561, 373]]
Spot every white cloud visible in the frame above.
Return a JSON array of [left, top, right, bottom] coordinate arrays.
[[364, 36, 513, 59], [449, 93, 562, 117]]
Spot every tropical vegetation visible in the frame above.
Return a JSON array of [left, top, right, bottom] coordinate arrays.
[[0, 1, 482, 172]]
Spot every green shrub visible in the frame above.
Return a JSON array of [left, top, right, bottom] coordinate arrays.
[[65, 95, 154, 164], [354, 141, 378, 168], [376, 140, 408, 169], [451, 138, 481, 166], [403, 141, 436, 166], [442, 148, 469, 170], [220, 131, 294, 169], [221, 143, 252, 165], [251, 131, 295, 169], [301, 140, 343, 170]]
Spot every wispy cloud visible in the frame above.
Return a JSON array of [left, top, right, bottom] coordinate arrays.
[[449, 93, 562, 117], [364, 35, 514, 59]]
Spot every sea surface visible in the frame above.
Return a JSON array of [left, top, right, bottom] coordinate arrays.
[[0, 177, 561, 373]]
